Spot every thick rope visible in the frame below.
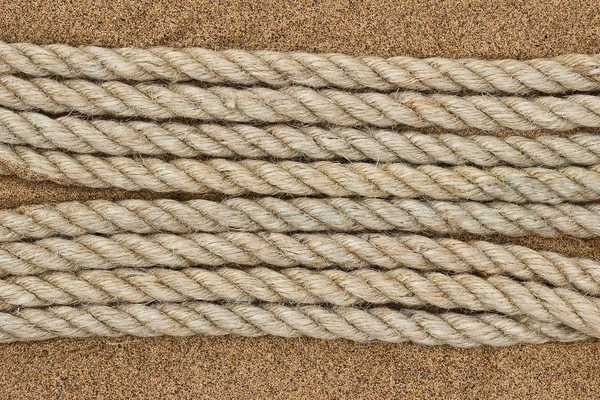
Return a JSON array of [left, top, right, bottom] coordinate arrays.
[[0, 43, 599, 94], [2, 144, 600, 203], [3, 267, 600, 337], [3, 198, 600, 242], [0, 301, 587, 346], [1, 77, 600, 130], [3, 110, 600, 167], [2, 232, 600, 295]]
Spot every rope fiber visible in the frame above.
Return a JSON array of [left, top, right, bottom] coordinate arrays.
[[0, 301, 588, 347], [3, 144, 600, 203], [2, 198, 600, 242], [1, 232, 599, 295], [2, 109, 600, 166], [2, 44, 600, 346], [0, 42, 599, 94], [0, 76, 600, 129], [2, 267, 600, 338]]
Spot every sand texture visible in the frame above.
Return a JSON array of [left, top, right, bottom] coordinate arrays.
[[0, 0, 599, 398]]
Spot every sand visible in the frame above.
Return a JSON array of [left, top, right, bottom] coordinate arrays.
[[0, 0, 599, 398], [2, 0, 600, 58], [2, 338, 599, 399]]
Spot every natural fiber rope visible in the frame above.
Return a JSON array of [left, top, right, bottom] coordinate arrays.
[[1, 77, 600, 130], [2, 144, 600, 203], [0, 301, 587, 346], [3, 267, 600, 337], [3, 45, 600, 347], [3, 198, 600, 241], [3, 110, 600, 167], [3, 232, 600, 295], [0, 42, 599, 94]]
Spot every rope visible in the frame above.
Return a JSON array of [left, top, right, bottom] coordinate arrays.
[[3, 109, 600, 167], [3, 198, 600, 242], [2, 232, 600, 295], [2, 144, 600, 203], [0, 301, 587, 346], [1, 76, 600, 130], [3, 267, 600, 336], [3, 44, 600, 347], [1, 42, 599, 94]]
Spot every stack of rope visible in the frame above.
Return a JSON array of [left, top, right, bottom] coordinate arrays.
[[0, 43, 600, 347]]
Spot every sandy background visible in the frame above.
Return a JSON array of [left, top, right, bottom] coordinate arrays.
[[0, 0, 599, 398]]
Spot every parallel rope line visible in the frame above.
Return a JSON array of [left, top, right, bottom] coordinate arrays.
[[0, 43, 599, 94], [2, 109, 600, 166], [0, 76, 600, 129], [1, 232, 600, 295], [2, 267, 600, 339], [3, 44, 600, 347], [0, 302, 588, 347], [2, 144, 600, 203], [2, 198, 600, 241]]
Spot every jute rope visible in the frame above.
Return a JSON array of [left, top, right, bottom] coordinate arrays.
[[3, 110, 600, 167], [0, 301, 587, 346], [1, 76, 600, 129], [2, 232, 600, 295], [3, 198, 600, 242], [2, 144, 600, 203], [3, 44, 600, 347], [0, 42, 599, 94], [3, 267, 600, 336]]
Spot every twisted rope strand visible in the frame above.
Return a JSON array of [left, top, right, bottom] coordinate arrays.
[[0, 43, 599, 94], [0, 301, 587, 346], [2, 232, 600, 295], [2, 144, 600, 203], [1, 77, 600, 129], [4, 267, 600, 338], [3, 198, 600, 242], [3, 267, 600, 336], [3, 110, 600, 167]]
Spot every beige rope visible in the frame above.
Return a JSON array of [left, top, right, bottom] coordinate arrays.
[[1, 42, 599, 94], [3, 267, 600, 336], [0, 301, 587, 346], [3, 198, 600, 242], [2, 232, 600, 295], [3, 45, 600, 347], [2, 145, 600, 203], [1, 76, 600, 129], [3, 110, 600, 166]]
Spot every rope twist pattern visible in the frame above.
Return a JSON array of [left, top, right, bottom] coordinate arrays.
[[2, 232, 600, 295], [2, 144, 600, 203], [3, 44, 600, 346], [3, 110, 600, 166], [2, 267, 600, 338], [0, 302, 588, 347], [1, 76, 600, 129], [1, 42, 599, 94], [3, 198, 600, 241]]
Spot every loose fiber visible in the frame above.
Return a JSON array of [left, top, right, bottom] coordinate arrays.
[[2, 144, 600, 203], [1, 77, 600, 129], [0, 43, 599, 94], [0, 301, 587, 347], [2, 198, 600, 242], [3, 109, 600, 166], [2, 232, 600, 296], [3, 267, 600, 337], [3, 44, 600, 347]]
